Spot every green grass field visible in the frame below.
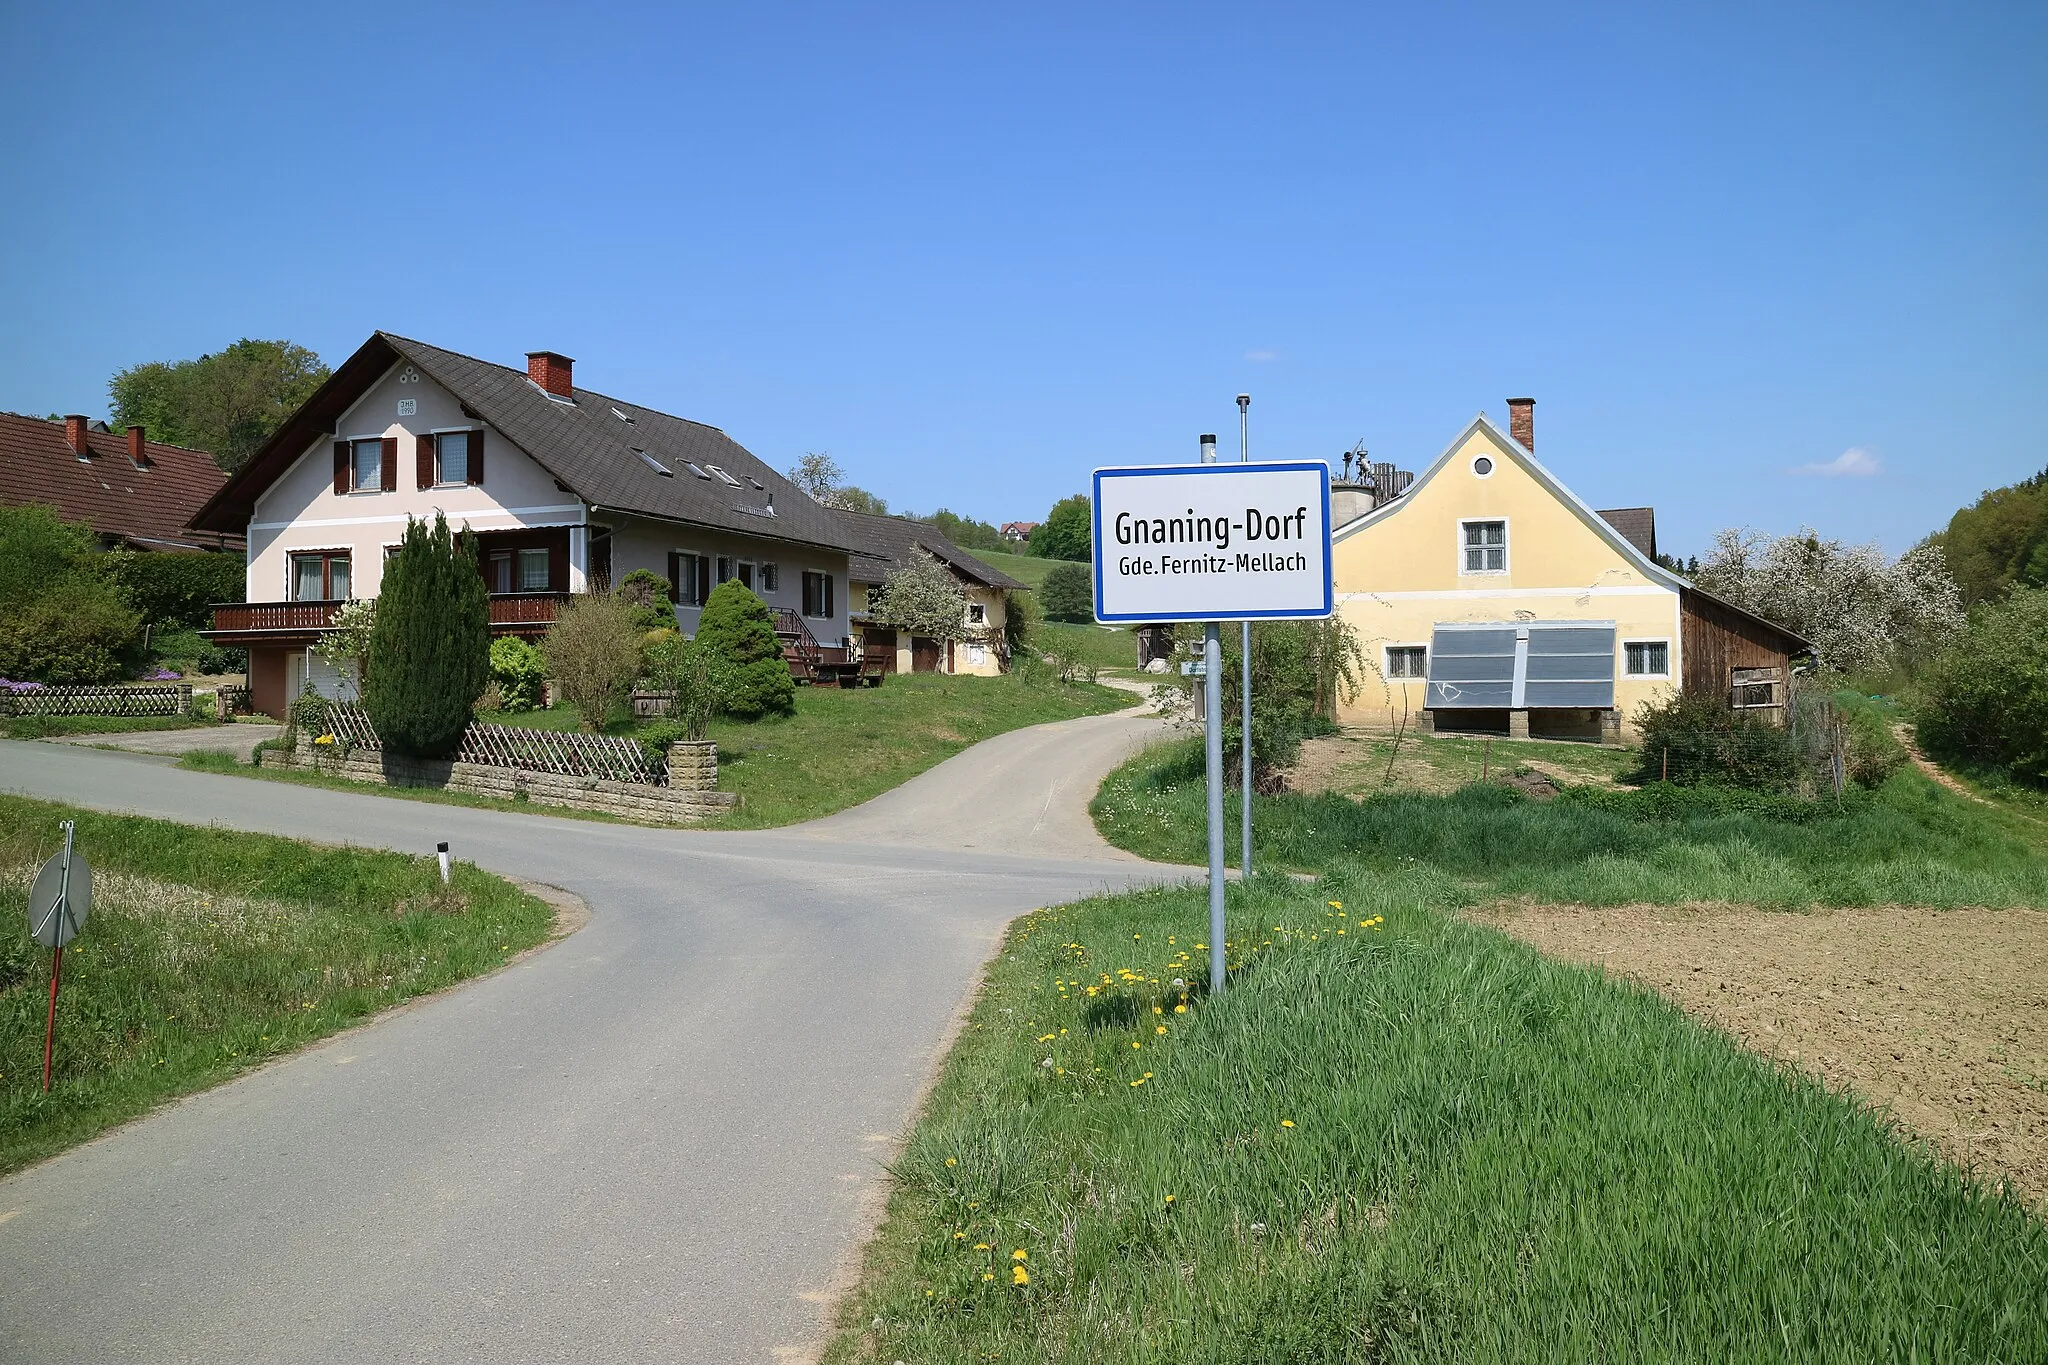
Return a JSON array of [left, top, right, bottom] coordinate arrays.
[[1036, 620, 1139, 674], [827, 870, 2048, 1363], [1094, 738, 2048, 907], [825, 742, 2048, 1361], [485, 671, 1132, 827], [974, 548, 1062, 590], [0, 794, 556, 1175]]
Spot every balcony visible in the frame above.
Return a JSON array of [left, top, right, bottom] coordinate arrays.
[[203, 592, 570, 644]]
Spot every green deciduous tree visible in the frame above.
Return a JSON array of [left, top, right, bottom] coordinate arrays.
[[1914, 586, 2048, 782], [0, 504, 140, 683], [108, 338, 330, 472], [872, 552, 969, 642], [364, 515, 490, 756], [1027, 494, 1092, 562], [911, 508, 1004, 553], [1039, 561, 1094, 622], [693, 580, 795, 720], [540, 593, 643, 731], [1924, 467, 2048, 605], [104, 549, 244, 629]]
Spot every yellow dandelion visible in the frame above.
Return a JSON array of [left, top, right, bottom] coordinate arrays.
[[1328, 900, 1341, 908], [953, 1232, 966, 1240], [1281, 1119, 1296, 1129], [1132, 1041, 1142, 1049], [982, 1272, 995, 1282], [1130, 1078, 1145, 1087], [1012, 1265, 1029, 1286], [1011, 1249, 1028, 1261], [945, 1157, 957, 1167], [1155, 1025, 1167, 1035], [1174, 1004, 1187, 1014], [1164, 1194, 1176, 1204], [974, 1242, 990, 1251]]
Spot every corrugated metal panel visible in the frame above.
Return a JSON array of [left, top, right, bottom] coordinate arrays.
[[1427, 626, 1517, 708], [1427, 622, 1615, 709]]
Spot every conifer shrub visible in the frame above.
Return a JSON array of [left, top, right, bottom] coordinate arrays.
[[488, 637, 548, 712], [364, 515, 489, 757], [693, 580, 794, 720]]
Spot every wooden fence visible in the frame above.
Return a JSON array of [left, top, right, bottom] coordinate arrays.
[[0, 684, 193, 717], [320, 704, 667, 786]]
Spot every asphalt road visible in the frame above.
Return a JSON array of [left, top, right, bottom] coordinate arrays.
[[0, 704, 1177, 1363]]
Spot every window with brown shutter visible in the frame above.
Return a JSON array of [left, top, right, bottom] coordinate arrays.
[[416, 434, 435, 490], [333, 441, 348, 495], [380, 437, 398, 491], [468, 428, 484, 485]]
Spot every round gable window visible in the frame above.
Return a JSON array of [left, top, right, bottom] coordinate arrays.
[[1472, 456, 1495, 477]]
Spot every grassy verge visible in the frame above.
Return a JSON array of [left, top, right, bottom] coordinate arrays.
[[827, 871, 2048, 1362], [489, 673, 1132, 828], [1094, 738, 2048, 907], [3, 715, 224, 740], [0, 794, 558, 1174]]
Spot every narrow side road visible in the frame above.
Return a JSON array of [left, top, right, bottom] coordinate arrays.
[[0, 704, 1177, 1364]]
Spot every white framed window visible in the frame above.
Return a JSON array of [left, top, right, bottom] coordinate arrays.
[[966, 601, 988, 625], [434, 430, 471, 484], [350, 438, 383, 492], [516, 548, 551, 591], [1460, 519, 1507, 574], [1623, 639, 1671, 678], [802, 570, 835, 620], [1471, 455, 1495, 477], [1385, 644, 1427, 679]]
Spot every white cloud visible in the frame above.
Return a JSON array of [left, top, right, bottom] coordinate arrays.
[[1793, 446, 1882, 478], [1243, 348, 1279, 363]]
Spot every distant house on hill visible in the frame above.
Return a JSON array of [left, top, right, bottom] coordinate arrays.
[[1333, 397, 1808, 742], [0, 411, 239, 552], [188, 331, 865, 714], [840, 511, 1025, 676], [999, 520, 1037, 543]]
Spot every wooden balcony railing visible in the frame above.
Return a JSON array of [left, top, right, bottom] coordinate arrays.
[[206, 600, 344, 634], [208, 593, 570, 637]]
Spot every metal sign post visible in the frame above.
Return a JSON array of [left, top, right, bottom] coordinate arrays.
[[1093, 459, 1333, 993], [28, 820, 93, 1091], [1237, 394, 1253, 878]]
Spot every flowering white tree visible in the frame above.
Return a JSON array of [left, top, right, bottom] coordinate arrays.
[[1693, 527, 1963, 676], [871, 551, 970, 642]]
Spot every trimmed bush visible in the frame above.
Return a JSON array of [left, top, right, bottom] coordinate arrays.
[[693, 580, 794, 720], [364, 515, 490, 757], [1914, 585, 2048, 781], [615, 568, 677, 635], [0, 504, 141, 684], [488, 637, 548, 713], [1039, 561, 1093, 623]]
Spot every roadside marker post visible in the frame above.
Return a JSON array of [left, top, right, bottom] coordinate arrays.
[[27, 820, 93, 1091], [1092, 457, 1333, 993]]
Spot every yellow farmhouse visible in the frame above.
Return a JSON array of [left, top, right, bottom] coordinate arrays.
[[1332, 399, 1807, 742]]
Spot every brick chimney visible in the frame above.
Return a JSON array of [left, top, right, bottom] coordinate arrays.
[[1506, 397, 1534, 453], [63, 415, 90, 457], [127, 424, 152, 467], [527, 351, 575, 398]]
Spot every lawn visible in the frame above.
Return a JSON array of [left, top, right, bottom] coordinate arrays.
[[484, 671, 1133, 827], [825, 871, 2048, 1363], [1036, 620, 1140, 675], [0, 794, 558, 1175], [975, 548, 1063, 590]]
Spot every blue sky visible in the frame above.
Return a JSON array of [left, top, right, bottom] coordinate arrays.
[[3, 2, 2042, 555]]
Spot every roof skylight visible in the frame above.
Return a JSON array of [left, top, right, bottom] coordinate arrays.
[[684, 462, 712, 479], [704, 464, 744, 488], [611, 407, 636, 424], [634, 448, 673, 477]]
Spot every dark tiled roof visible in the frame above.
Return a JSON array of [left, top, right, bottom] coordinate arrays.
[[836, 511, 1027, 591], [191, 332, 858, 553], [0, 412, 238, 551], [1596, 506, 1656, 560]]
